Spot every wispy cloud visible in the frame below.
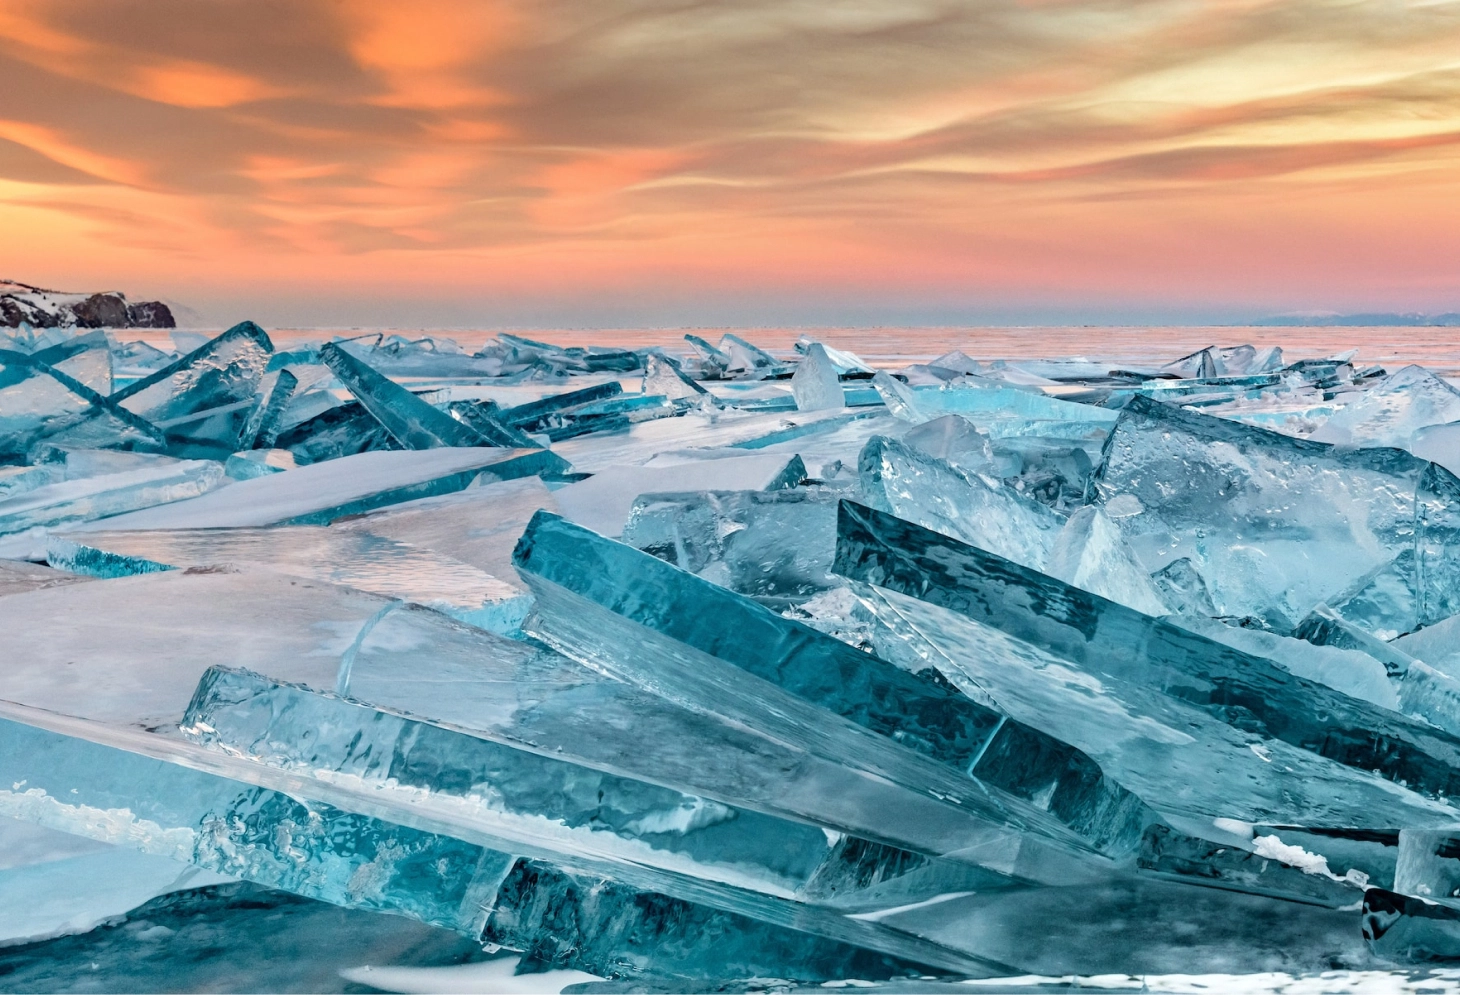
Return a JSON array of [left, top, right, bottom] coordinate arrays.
[[2, 0, 1460, 321]]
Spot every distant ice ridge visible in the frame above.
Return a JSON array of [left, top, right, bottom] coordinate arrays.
[[10, 323, 1460, 989]]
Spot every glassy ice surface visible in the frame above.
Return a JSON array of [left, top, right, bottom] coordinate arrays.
[[70, 446, 566, 529], [47, 526, 531, 634], [17, 327, 1460, 987], [1097, 394, 1460, 633]]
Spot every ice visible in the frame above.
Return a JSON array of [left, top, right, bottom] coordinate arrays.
[[46, 526, 532, 634], [1310, 365, 1460, 450], [111, 321, 273, 424], [792, 343, 846, 411], [1, 349, 165, 458], [859, 434, 1064, 571], [1046, 506, 1168, 615], [0, 459, 224, 535], [320, 342, 496, 450], [642, 353, 711, 401], [834, 500, 1460, 828], [0, 557, 90, 596], [22, 326, 1460, 981], [70, 446, 566, 530], [553, 453, 805, 536], [515, 511, 1155, 859], [185, 665, 1002, 914], [622, 488, 841, 607], [1097, 393, 1460, 632]]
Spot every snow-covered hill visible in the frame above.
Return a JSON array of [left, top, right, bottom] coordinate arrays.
[[0, 280, 174, 329]]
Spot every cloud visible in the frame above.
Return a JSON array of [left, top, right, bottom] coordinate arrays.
[[2, 0, 1460, 320]]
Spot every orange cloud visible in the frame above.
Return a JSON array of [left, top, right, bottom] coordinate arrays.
[[2, 0, 1460, 323]]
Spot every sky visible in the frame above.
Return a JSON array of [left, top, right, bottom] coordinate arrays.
[[2, 0, 1460, 328]]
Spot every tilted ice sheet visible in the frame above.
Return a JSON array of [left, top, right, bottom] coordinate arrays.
[[833, 500, 1460, 829], [69, 447, 566, 531], [45, 526, 530, 634], [1097, 394, 1460, 632], [334, 474, 556, 586]]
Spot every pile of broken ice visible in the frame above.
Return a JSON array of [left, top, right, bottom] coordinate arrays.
[[10, 323, 1460, 986]]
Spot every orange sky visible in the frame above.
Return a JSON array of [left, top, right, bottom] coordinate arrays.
[[2, 0, 1460, 326]]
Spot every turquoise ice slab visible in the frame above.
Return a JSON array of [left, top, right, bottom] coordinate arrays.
[[0, 349, 166, 458], [67, 446, 566, 530], [319, 342, 494, 451], [184, 666, 1001, 912], [0, 460, 224, 535], [0, 569, 1084, 879], [859, 435, 1063, 572], [500, 382, 623, 429], [110, 321, 272, 424], [45, 526, 531, 635], [276, 399, 400, 465], [514, 512, 1155, 858], [445, 400, 538, 448], [832, 500, 1460, 827], [0, 703, 978, 982], [1310, 365, 1460, 450], [553, 454, 804, 537], [1097, 394, 1460, 632], [622, 488, 841, 608]]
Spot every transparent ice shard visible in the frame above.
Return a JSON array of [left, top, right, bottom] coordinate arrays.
[[334, 475, 558, 585], [792, 343, 845, 411], [1097, 394, 1460, 631], [154, 397, 263, 460], [480, 859, 970, 983], [275, 399, 400, 465], [0, 569, 1056, 878], [69, 447, 567, 530], [47, 527, 531, 635], [185, 665, 1000, 913], [622, 488, 841, 608], [859, 435, 1063, 572], [795, 337, 872, 376], [1310, 365, 1460, 450], [1394, 614, 1460, 673], [498, 382, 623, 430], [1292, 603, 1414, 679], [1364, 887, 1460, 961], [223, 448, 297, 480], [553, 454, 805, 537], [0, 463, 58, 497], [834, 500, 1460, 827], [1398, 663, 1460, 738], [0, 460, 224, 536], [1166, 613, 1398, 709], [444, 400, 538, 448], [319, 342, 492, 450], [110, 321, 273, 424], [642, 354, 710, 401], [0, 700, 996, 981], [1046, 506, 1168, 615], [17, 329, 113, 394], [870, 372, 925, 422], [1, 350, 165, 459], [515, 511, 1155, 858], [239, 368, 298, 451], [1137, 823, 1364, 908], [684, 334, 731, 379], [720, 333, 786, 378]]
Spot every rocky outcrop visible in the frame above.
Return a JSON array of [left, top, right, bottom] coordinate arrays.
[[0, 281, 175, 329]]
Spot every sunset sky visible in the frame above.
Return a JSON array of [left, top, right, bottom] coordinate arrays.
[[2, 0, 1460, 327]]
